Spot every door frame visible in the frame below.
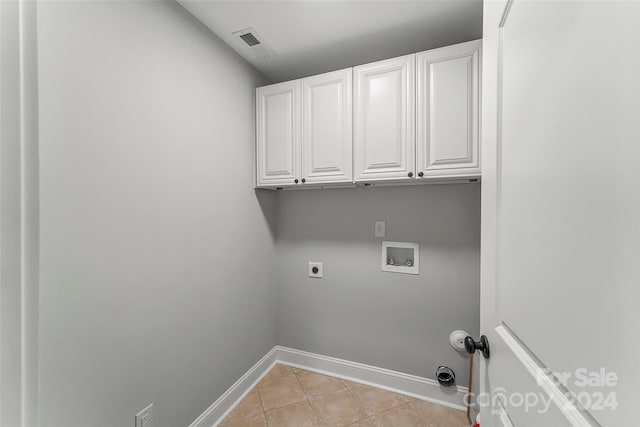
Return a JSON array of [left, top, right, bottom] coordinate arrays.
[[0, 0, 39, 425], [479, 1, 509, 425]]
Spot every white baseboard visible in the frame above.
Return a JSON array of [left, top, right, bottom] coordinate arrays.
[[188, 347, 277, 427], [275, 346, 468, 411], [190, 345, 468, 427]]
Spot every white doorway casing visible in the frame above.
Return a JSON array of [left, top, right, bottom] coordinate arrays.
[[0, 0, 39, 426]]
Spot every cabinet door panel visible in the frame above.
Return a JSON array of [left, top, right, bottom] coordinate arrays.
[[302, 68, 352, 184], [417, 40, 480, 177], [256, 81, 300, 186], [354, 55, 415, 181]]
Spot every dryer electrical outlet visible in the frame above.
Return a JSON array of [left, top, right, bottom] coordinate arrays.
[[308, 262, 323, 278]]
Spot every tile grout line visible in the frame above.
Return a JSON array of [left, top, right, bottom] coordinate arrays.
[[255, 379, 268, 426], [341, 381, 374, 426], [350, 380, 417, 424], [292, 368, 323, 425], [261, 367, 300, 425], [297, 365, 415, 427], [404, 400, 427, 425], [262, 366, 320, 426], [296, 367, 371, 427], [340, 382, 367, 427]]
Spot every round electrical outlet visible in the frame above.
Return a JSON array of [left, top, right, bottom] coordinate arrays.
[[449, 330, 470, 352]]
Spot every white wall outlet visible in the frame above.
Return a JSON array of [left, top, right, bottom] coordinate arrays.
[[374, 220, 386, 238], [308, 262, 323, 278], [135, 403, 153, 427], [449, 330, 470, 352]]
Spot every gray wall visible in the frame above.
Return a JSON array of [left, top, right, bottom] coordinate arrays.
[[37, 2, 275, 427], [275, 184, 480, 386], [35, 3, 480, 424]]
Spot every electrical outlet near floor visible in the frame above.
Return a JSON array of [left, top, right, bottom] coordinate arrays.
[[135, 403, 153, 427]]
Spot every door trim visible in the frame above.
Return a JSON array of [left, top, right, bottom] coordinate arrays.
[[496, 325, 596, 426]]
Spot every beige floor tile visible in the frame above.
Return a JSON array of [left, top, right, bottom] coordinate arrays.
[[258, 374, 307, 411], [266, 400, 318, 427], [309, 387, 368, 425], [296, 370, 345, 396], [219, 411, 266, 427], [410, 400, 469, 427], [346, 417, 378, 427], [221, 364, 469, 427], [345, 382, 409, 416], [372, 403, 428, 427], [262, 363, 293, 383], [222, 388, 264, 423]]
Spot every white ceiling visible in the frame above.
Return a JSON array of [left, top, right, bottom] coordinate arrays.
[[178, 1, 483, 83]]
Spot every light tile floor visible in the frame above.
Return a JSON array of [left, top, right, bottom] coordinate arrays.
[[220, 364, 470, 427]]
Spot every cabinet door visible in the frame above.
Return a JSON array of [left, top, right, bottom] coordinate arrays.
[[417, 40, 481, 177], [302, 69, 353, 184], [353, 55, 415, 182], [256, 80, 301, 187]]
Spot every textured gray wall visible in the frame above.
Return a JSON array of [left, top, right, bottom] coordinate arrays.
[[37, 2, 275, 427], [275, 184, 480, 386]]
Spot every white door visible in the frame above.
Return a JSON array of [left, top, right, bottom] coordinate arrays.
[[302, 68, 353, 184], [416, 40, 480, 178], [480, 1, 639, 427], [353, 54, 415, 182], [256, 80, 301, 187]]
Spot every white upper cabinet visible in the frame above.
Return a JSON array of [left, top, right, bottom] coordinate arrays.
[[255, 40, 481, 189], [256, 80, 301, 187], [353, 55, 416, 182], [302, 69, 353, 184], [417, 40, 481, 177]]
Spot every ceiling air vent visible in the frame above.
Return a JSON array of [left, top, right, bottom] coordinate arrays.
[[239, 32, 261, 47], [232, 28, 277, 60]]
